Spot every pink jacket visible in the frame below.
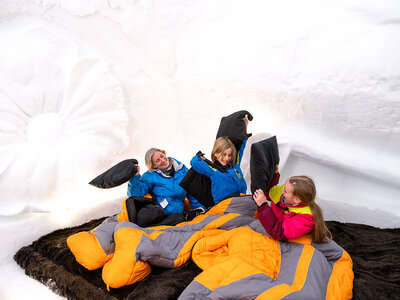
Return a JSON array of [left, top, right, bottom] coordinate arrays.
[[257, 173, 314, 241]]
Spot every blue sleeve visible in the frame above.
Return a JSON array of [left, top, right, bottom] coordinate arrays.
[[190, 155, 215, 178], [127, 173, 151, 197], [186, 193, 206, 210], [236, 139, 247, 165]]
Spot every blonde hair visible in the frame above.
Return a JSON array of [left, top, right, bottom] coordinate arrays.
[[145, 148, 166, 170], [211, 137, 237, 164], [289, 175, 332, 243]]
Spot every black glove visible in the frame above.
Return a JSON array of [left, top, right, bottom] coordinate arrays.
[[196, 151, 205, 158], [184, 207, 206, 221]]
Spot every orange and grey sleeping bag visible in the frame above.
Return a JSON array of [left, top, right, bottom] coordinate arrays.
[[67, 195, 353, 298], [67, 195, 258, 287], [180, 222, 353, 299]]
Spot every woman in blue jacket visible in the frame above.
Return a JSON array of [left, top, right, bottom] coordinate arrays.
[[127, 148, 205, 216], [190, 136, 247, 205]]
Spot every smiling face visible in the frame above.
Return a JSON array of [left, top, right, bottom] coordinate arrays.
[[151, 151, 170, 170], [215, 148, 233, 166], [281, 179, 302, 205]]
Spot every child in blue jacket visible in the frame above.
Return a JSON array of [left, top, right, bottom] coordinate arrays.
[[190, 136, 247, 205]]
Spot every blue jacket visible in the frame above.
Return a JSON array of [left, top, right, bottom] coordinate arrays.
[[190, 140, 247, 205], [127, 158, 204, 215]]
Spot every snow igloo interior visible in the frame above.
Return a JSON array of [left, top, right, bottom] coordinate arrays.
[[0, 1, 399, 299]]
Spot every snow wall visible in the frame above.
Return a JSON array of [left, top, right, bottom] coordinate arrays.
[[1, 0, 400, 230]]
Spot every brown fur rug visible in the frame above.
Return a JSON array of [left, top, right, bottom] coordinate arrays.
[[14, 218, 400, 300]]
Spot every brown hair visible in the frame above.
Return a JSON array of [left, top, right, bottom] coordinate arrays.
[[289, 175, 332, 243], [145, 148, 166, 170], [211, 137, 237, 164]]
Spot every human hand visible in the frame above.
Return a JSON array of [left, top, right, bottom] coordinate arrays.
[[135, 164, 140, 176], [243, 114, 249, 128], [253, 189, 268, 207]]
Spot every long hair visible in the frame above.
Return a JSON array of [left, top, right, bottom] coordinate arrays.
[[289, 175, 332, 243], [145, 148, 166, 170], [211, 137, 237, 164]]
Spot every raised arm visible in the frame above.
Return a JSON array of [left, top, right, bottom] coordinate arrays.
[[190, 155, 215, 178], [127, 172, 152, 197], [236, 138, 248, 166], [266, 171, 280, 201]]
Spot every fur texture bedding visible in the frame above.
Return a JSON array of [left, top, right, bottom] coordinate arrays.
[[14, 217, 399, 300]]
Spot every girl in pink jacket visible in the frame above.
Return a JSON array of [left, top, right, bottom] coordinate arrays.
[[253, 170, 331, 243]]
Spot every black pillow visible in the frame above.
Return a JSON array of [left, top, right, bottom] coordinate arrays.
[[250, 136, 280, 194], [216, 110, 253, 152], [179, 152, 226, 210], [125, 196, 164, 227], [179, 168, 215, 209], [125, 196, 184, 227], [89, 159, 138, 188]]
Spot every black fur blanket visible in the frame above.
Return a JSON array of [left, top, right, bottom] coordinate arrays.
[[14, 218, 400, 300]]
